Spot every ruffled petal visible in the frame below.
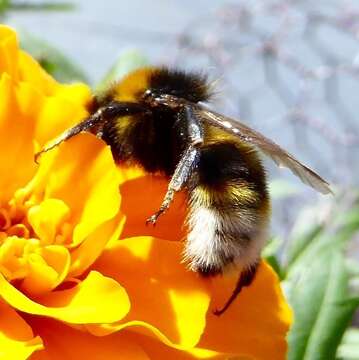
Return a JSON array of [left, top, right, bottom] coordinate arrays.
[[29, 317, 149, 360], [0, 300, 43, 360], [26, 133, 121, 247], [0, 74, 36, 203], [69, 212, 125, 277], [133, 333, 226, 360], [16, 81, 45, 122], [119, 174, 187, 241], [34, 83, 91, 147], [116, 165, 146, 186], [91, 236, 211, 348], [20, 245, 71, 297], [0, 271, 130, 324], [115, 263, 291, 360], [197, 262, 292, 360], [18, 51, 58, 96], [0, 25, 19, 80], [28, 199, 70, 245]]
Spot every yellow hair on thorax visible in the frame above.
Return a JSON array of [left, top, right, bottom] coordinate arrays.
[[112, 67, 155, 102]]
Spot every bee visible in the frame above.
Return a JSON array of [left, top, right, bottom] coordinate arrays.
[[36, 67, 332, 315]]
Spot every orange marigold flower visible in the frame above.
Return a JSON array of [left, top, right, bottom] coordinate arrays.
[[0, 25, 292, 360]]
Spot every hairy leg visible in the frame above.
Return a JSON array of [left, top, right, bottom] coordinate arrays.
[[146, 105, 204, 225]]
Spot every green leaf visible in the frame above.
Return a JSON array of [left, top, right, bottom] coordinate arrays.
[[285, 222, 324, 268], [286, 201, 359, 273], [283, 195, 359, 360], [284, 201, 330, 268], [0, 0, 10, 14], [19, 30, 88, 83], [337, 328, 359, 359], [265, 254, 283, 279], [286, 249, 359, 360], [263, 237, 284, 278], [9, 1, 74, 11], [96, 49, 148, 92], [346, 258, 359, 277]]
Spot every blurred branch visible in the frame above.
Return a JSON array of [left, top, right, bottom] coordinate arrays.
[[0, 0, 10, 14], [8, 1, 74, 11], [0, 0, 74, 19]]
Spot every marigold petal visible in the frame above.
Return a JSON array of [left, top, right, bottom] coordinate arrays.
[[34, 83, 91, 147], [28, 134, 121, 246], [28, 199, 70, 245], [0, 271, 130, 324], [0, 25, 18, 80], [119, 175, 187, 241], [55, 82, 92, 105], [197, 262, 292, 360], [0, 300, 43, 360], [0, 74, 36, 203], [28, 317, 149, 360], [20, 245, 71, 297], [18, 51, 58, 96], [16, 81, 45, 120], [133, 333, 227, 360], [116, 165, 146, 186], [69, 212, 125, 277], [87, 319, 226, 359], [92, 236, 211, 348]]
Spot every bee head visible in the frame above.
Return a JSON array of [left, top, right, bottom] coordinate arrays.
[[148, 67, 212, 103], [105, 67, 213, 106]]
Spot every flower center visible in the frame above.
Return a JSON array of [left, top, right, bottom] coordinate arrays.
[[0, 189, 73, 290]]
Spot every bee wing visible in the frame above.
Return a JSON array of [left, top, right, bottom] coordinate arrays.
[[194, 106, 332, 195]]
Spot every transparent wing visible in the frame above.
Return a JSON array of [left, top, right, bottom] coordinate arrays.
[[194, 105, 332, 195]]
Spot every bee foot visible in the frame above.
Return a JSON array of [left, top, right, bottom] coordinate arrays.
[[212, 308, 225, 316], [145, 214, 160, 226]]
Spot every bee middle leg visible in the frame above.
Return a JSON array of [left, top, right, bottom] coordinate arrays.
[[146, 105, 203, 225]]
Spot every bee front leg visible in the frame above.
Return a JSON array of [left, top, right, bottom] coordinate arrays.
[[146, 105, 203, 225]]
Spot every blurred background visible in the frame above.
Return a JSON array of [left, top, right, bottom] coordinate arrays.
[[1, 1, 359, 359]]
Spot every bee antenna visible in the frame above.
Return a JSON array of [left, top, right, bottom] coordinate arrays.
[[34, 109, 104, 163]]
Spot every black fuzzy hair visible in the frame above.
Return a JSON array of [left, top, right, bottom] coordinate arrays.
[[149, 67, 212, 103]]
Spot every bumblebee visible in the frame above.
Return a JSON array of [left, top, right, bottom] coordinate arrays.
[[36, 67, 331, 315]]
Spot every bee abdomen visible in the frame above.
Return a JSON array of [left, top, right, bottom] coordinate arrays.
[[184, 141, 270, 276], [185, 201, 269, 275]]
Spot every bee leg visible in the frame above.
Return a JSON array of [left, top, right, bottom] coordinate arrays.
[[213, 261, 259, 316], [35, 101, 146, 162], [146, 145, 200, 225], [146, 105, 203, 225]]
